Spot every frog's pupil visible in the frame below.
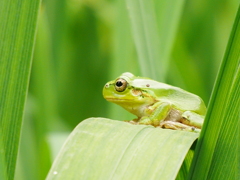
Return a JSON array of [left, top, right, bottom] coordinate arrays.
[[116, 81, 123, 87]]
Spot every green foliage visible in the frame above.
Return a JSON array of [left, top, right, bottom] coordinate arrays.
[[188, 6, 240, 179], [0, 0, 239, 179], [46, 118, 198, 180], [125, 0, 185, 81], [0, 0, 41, 179]]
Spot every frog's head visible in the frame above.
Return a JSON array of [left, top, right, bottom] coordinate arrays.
[[103, 72, 156, 116]]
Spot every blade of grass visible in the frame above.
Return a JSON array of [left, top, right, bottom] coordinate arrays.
[[188, 5, 240, 180], [206, 68, 239, 179], [125, 0, 185, 81], [126, 0, 160, 80], [0, 134, 7, 179], [0, 0, 41, 179], [14, 98, 39, 180], [154, 0, 185, 79], [46, 118, 198, 180], [176, 150, 194, 180], [19, 9, 53, 179]]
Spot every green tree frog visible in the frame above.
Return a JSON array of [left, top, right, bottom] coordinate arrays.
[[103, 72, 207, 132]]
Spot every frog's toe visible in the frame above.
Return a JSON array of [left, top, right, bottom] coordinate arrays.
[[127, 120, 139, 125], [159, 121, 200, 132], [159, 121, 179, 130]]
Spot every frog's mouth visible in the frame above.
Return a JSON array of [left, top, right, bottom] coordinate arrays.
[[104, 97, 146, 106], [104, 97, 128, 102]]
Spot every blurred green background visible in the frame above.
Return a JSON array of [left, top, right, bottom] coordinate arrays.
[[14, 0, 239, 179]]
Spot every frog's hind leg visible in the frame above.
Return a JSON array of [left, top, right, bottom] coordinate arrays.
[[181, 111, 204, 129], [160, 121, 200, 133], [139, 102, 171, 126]]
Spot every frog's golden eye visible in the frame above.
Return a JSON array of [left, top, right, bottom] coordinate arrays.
[[115, 78, 128, 92]]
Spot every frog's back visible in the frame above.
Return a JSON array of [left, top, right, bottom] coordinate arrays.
[[162, 88, 206, 115], [132, 78, 207, 115]]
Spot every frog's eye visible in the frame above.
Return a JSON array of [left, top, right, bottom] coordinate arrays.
[[115, 78, 128, 92]]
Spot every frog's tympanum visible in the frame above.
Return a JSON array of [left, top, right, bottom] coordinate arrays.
[[103, 72, 206, 132]]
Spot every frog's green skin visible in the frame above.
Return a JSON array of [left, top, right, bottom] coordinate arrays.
[[103, 72, 206, 132]]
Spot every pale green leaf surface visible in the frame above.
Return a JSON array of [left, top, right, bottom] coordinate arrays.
[[0, 0, 41, 179], [188, 5, 240, 180], [47, 118, 198, 180]]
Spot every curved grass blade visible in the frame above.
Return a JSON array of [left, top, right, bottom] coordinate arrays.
[[0, 0, 41, 179], [125, 0, 185, 81], [0, 134, 7, 180], [47, 118, 198, 180], [188, 5, 240, 180], [126, 0, 160, 80]]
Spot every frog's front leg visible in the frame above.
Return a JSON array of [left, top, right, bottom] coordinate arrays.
[[139, 102, 171, 126]]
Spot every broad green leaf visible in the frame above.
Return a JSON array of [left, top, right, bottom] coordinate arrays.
[[188, 5, 240, 180], [125, 0, 185, 81], [0, 0, 41, 179], [47, 118, 198, 180]]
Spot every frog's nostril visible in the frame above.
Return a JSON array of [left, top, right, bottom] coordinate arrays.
[[105, 84, 109, 88]]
